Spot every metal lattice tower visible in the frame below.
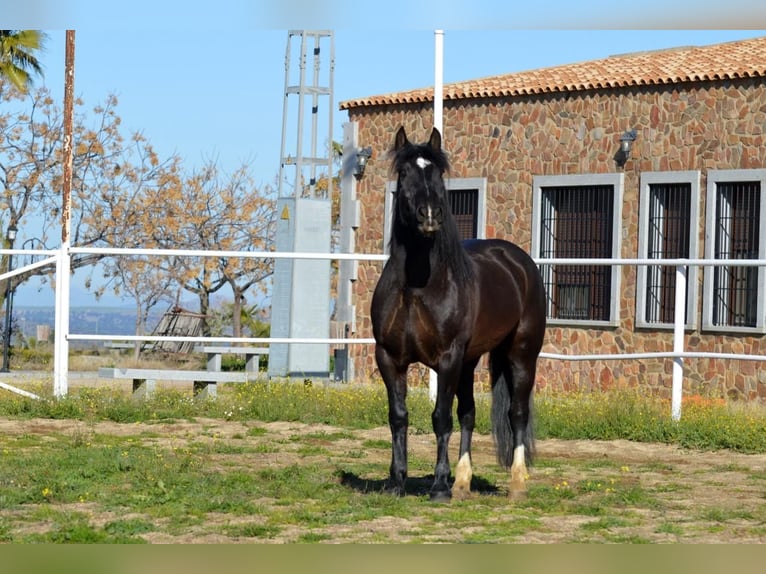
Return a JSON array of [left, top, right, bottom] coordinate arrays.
[[269, 31, 335, 379], [277, 30, 335, 199]]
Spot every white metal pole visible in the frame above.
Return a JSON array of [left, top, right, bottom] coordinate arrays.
[[428, 29, 445, 403], [53, 243, 70, 397], [671, 264, 687, 421], [434, 29, 444, 135]]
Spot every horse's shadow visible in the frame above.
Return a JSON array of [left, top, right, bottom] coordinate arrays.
[[338, 470, 500, 497]]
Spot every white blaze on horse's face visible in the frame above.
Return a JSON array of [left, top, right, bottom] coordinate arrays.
[[413, 155, 441, 235]]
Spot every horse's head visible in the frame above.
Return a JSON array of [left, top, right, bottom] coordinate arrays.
[[391, 126, 450, 238]]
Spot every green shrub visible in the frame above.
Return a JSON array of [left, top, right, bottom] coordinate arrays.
[[2, 382, 766, 453], [535, 388, 766, 453], [12, 347, 52, 367]]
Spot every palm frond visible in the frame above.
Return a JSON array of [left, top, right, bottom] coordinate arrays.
[[0, 29, 46, 92]]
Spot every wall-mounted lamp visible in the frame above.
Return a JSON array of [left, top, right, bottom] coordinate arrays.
[[353, 147, 372, 180], [615, 129, 637, 168]]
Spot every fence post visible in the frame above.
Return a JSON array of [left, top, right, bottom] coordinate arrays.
[[53, 243, 71, 397], [671, 264, 687, 421]]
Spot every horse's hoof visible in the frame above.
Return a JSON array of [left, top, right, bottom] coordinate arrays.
[[429, 490, 452, 503], [383, 482, 405, 497], [508, 484, 528, 502], [451, 484, 472, 501]]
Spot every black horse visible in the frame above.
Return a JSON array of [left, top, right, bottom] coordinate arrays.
[[371, 126, 547, 501]]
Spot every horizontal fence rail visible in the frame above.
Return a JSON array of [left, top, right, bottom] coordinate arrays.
[[2, 245, 765, 420], [540, 351, 766, 361], [67, 334, 378, 345], [0, 251, 58, 283], [68, 246, 390, 261]]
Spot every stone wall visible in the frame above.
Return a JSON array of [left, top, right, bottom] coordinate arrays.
[[345, 78, 766, 401]]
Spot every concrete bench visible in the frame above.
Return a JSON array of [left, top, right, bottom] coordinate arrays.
[[192, 346, 269, 373], [97, 367, 260, 399], [103, 342, 155, 351]]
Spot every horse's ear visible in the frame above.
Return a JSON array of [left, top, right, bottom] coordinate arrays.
[[429, 128, 442, 151], [394, 126, 408, 151]]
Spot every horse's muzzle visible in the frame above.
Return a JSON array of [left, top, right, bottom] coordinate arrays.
[[417, 205, 443, 235]]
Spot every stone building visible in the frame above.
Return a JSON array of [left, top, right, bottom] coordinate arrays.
[[338, 36, 766, 401]]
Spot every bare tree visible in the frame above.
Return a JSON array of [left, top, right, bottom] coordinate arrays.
[[1, 85, 275, 343], [0, 87, 181, 304], [138, 160, 276, 335], [99, 255, 176, 359]]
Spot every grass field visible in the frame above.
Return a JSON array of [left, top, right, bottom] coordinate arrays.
[[1, 381, 766, 543]]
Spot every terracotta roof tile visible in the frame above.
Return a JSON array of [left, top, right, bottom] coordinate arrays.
[[339, 36, 766, 110]]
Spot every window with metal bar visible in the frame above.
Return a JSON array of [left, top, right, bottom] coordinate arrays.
[[538, 185, 613, 321], [449, 188, 478, 240], [645, 183, 692, 323], [712, 181, 760, 328], [704, 170, 766, 333], [637, 171, 700, 330]]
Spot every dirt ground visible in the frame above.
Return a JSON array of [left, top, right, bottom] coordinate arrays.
[[3, 416, 766, 543]]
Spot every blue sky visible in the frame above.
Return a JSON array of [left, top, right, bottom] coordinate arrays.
[[8, 24, 766, 306], [35, 29, 766, 187]]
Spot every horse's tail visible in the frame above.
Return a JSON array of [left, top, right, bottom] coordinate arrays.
[[491, 372, 535, 468]]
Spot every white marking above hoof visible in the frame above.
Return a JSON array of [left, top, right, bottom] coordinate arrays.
[[453, 452, 473, 499]]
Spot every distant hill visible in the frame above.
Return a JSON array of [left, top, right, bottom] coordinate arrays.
[[15, 306, 165, 344]]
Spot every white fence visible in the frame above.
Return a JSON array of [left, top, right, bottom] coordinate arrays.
[[2, 245, 766, 421]]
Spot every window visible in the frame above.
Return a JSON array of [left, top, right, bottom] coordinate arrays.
[[384, 178, 487, 251], [704, 170, 766, 333], [532, 174, 623, 325], [636, 172, 700, 329], [450, 188, 479, 240]]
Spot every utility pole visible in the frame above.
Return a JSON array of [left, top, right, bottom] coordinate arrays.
[[53, 29, 75, 397]]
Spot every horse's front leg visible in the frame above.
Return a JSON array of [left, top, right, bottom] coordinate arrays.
[[452, 361, 478, 500], [377, 347, 409, 496], [430, 360, 462, 502]]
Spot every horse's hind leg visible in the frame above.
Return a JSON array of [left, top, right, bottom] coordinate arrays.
[[507, 354, 536, 499], [490, 348, 536, 500], [452, 360, 478, 500]]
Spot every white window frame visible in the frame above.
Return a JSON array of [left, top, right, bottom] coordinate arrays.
[[636, 171, 700, 330], [531, 173, 624, 328], [703, 169, 766, 334], [383, 177, 487, 253]]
